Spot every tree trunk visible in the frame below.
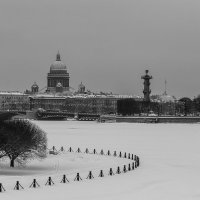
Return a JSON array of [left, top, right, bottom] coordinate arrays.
[[10, 158, 15, 167]]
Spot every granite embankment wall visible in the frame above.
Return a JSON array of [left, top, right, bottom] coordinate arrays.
[[116, 116, 200, 123]]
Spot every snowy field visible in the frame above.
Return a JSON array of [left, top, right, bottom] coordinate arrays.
[[1, 120, 200, 200]]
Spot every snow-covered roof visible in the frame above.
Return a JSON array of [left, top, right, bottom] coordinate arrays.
[[0, 91, 28, 96]]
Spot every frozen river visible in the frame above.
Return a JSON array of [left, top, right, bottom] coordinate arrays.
[[1, 120, 200, 200]]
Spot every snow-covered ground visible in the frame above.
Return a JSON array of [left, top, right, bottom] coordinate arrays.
[[1, 121, 200, 200]]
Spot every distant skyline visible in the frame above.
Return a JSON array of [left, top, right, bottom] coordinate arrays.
[[0, 0, 200, 98]]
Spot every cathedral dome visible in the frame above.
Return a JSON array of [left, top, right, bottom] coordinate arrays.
[[50, 52, 67, 72], [159, 94, 176, 103]]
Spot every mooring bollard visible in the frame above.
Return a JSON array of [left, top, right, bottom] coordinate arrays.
[[137, 157, 140, 167], [134, 155, 137, 161], [45, 177, 54, 186], [0, 183, 5, 192], [76, 148, 81, 153], [74, 173, 82, 181], [86, 171, 94, 179], [100, 149, 104, 155], [60, 146, 64, 152], [128, 153, 131, 159], [113, 151, 117, 157], [132, 162, 135, 170], [116, 166, 121, 174], [14, 181, 24, 190], [85, 148, 89, 154], [52, 146, 56, 151], [108, 168, 114, 176], [131, 154, 134, 160], [68, 147, 73, 152], [93, 149, 97, 154], [99, 170, 104, 177], [61, 175, 69, 183], [124, 152, 127, 158], [128, 163, 131, 171], [123, 165, 127, 173], [119, 151, 122, 158], [30, 179, 40, 188], [107, 150, 111, 156]]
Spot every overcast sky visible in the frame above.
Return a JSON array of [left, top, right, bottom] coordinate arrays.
[[0, 0, 200, 98]]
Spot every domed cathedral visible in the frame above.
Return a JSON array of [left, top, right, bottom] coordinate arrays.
[[47, 51, 70, 93]]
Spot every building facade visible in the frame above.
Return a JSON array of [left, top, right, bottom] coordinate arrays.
[[47, 52, 70, 93], [0, 92, 29, 111], [29, 93, 140, 115], [29, 95, 66, 111]]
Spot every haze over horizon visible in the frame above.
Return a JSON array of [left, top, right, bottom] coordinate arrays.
[[0, 0, 200, 98]]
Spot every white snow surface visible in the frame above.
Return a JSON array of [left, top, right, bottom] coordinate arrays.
[[1, 121, 200, 200]]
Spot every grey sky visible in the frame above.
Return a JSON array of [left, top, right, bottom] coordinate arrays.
[[0, 0, 200, 98]]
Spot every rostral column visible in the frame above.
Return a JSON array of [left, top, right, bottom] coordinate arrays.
[[141, 70, 152, 102]]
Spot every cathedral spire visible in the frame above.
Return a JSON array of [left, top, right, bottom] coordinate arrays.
[[56, 51, 61, 61]]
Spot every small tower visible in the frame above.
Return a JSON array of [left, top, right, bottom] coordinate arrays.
[[31, 82, 39, 94], [141, 70, 152, 102], [78, 82, 86, 94]]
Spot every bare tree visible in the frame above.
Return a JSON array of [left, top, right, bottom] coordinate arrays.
[[0, 119, 47, 167]]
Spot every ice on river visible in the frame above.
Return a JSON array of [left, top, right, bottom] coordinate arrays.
[[1, 120, 200, 200]]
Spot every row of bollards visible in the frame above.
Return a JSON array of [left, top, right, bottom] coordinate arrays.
[[49, 146, 140, 168], [0, 162, 138, 192], [1, 146, 140, 193], [50, 146, 140, 168], [66, 147, 139, 160]]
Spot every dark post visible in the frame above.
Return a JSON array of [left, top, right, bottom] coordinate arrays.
[[128, 163, 131, 171], [128, 153, 130, 159], [85, 148, 89, 154], [0, 183, 5, 192], [93, 149, 97, 154], [124, 152, 127, 158], [123, 165, 127, 173], [108, 168, 114, 176], [45, 177, 54, 186], [14, 181, 24, 190], [113, 151, 117, 157], [86, 171, 94, 179], [60, 146, 64, 152], [100, 149, 104, 155], [137, 156, 140, 167], [119, 151, 122, 158], [30, 179, 40, 188], [76, 148, 81, 153], [68, 147, 73, 152], [74, 173, 82, 181], [107, 150, 111, 156], [135, 161, 137, 168], [116, 166, 121, 174], [61, 175, 69, 183], [132, 162, 135, 170], [99, 170, 104, 177]]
